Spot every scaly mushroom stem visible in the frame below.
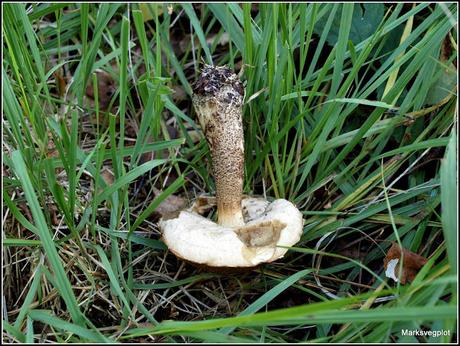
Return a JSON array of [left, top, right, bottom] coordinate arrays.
[[192, 66, 245, 227]]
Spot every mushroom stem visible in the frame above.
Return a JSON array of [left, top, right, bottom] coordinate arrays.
[[192, 66, 245, 227]]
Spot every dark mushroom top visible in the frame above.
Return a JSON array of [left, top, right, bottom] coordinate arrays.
[[193, 65, 244, 98]]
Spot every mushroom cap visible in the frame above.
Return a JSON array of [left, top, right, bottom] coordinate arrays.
[[160, 198, 303, 267]]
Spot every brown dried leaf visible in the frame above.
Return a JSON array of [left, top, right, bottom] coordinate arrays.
[[139, 4, 164, 22], [440, 33, 454, 63], [139, 151, 156, 165], [86, 70, 117, 111], [174, 32, 230, 57], [190, 194, 216, 215], [18, 203, 33, 223], [153, 187, 187, 219], [206, 32, 230, 47], [383, 242, 428, 284], [47, 139, 58, 158], [101, 167, 115, 186], [53, 68, 67, 97], [171, 85, 187, 102], [426, 34, 457, 105]]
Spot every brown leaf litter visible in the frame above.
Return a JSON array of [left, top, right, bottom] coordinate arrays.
[[383, 242, 428, 284]]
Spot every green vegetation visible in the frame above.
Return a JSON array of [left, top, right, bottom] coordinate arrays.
[[2, 3, 457, 343]]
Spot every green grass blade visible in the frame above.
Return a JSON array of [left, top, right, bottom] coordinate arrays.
[[208, 3, 245, 54], [25, 317, 34, 344], [3, 320, 26, 343], [28, 310, 111, 343], [10, 150, 84, 325], [14, 266, 43, 329], [130, 175, 184, 232], [94, 245, 133, 319], [441, 129, 457, 276], [219, 268, 313, 335], [182, 4, 213, 65], [3, 239, 42, 247], [95, 159, 167, 206]]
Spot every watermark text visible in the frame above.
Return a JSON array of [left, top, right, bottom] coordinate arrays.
[[401, 329, 450, 338]]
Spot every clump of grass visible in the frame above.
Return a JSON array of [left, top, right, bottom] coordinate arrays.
[[2, 3, 457, 343]]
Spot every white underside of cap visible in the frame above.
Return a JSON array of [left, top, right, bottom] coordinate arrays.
[[160, 198, 303, 267]]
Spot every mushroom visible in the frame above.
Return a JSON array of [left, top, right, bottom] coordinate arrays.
[[159, 65, 303, 267]]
